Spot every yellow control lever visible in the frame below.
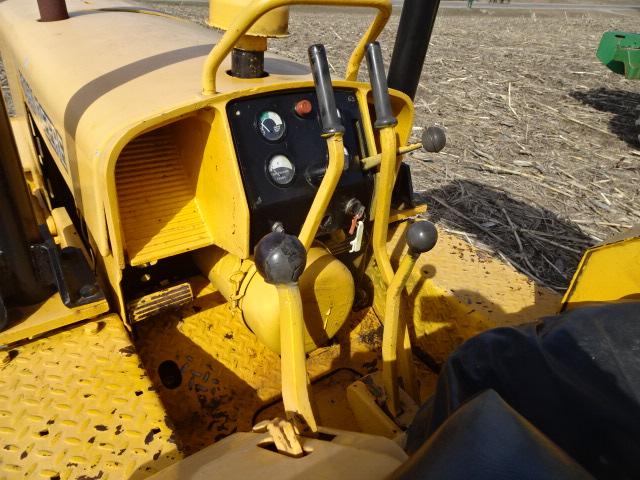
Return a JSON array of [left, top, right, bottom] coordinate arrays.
[[298, 43, 345, 251], [254, 231, 317, 434], [382, 221, 438, 416]]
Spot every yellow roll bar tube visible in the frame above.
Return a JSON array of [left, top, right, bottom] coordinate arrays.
[[201, 0, 392, 95]]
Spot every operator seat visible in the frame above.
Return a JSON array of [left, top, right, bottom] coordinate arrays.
[[402, 302, 640, 479], [393, 389, 592, 479]]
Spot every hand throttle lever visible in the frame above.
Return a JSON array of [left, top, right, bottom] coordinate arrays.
[[308, 44, 345, 136], [366, 41, 398, 129], [298, 44, 346, 250], [366, 41, 399, 287]]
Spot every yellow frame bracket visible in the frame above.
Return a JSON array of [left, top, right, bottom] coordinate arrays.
[[201, 0, 392, 94]]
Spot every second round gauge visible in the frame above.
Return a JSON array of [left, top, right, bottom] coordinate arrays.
[[258, 111, 285, 142]]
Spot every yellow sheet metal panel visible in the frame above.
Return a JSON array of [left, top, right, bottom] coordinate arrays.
[[0, 293, 109, 346], [561, 231, 640, 310], [190, 107, 251, 259], [0, 0, 310, 263], [148, 428, 406, 480], [0, 315, 180, 479], [115, 127, 213, 265]]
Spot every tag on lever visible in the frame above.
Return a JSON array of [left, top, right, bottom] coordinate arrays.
[[349, 220, 364, 253]]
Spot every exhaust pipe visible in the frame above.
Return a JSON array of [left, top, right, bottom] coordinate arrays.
[[387, 0, 441, 100], [37, 0, 69, 22]]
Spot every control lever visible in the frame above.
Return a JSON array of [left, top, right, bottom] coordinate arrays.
[[365, 41, 398, 286], [255, 231, 317, 435], [422, 125, 446, 153], [298, 44, 345, 250], [308, 44, 345, 137], [382, 221, 438, 416], [360, 125, 445, 171], [366, 41, 422, 414], [367, 42, 397, 130]]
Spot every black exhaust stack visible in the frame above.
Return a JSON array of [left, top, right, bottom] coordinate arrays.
[[37, 0, 69, 22], [387, 0, 441, 100]]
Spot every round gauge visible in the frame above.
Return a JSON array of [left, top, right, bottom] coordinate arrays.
[[268, 154, 295, 186], [258, 111, 285, 142]]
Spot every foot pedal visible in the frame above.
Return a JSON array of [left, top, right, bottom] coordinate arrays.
[[127, 282, 193, 323]]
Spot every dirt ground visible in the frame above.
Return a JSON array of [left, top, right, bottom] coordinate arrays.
[[116, 4, 640, 289], [142, 1, 640, 290]]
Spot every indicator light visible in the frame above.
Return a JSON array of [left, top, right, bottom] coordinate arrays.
[[295, 99, 313, 117]]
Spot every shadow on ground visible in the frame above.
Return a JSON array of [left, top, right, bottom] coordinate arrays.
[[416, 180, 595, 290], [570, 87, 640, 148]]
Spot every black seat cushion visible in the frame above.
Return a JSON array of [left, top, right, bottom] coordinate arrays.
[[393, 390, 593, 480], [406, 302, 640, 479]]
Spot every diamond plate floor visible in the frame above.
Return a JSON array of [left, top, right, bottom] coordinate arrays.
[[0, 315, 180, 479], [133, 279, 437, 456]]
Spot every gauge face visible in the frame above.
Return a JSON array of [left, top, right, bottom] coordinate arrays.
[[268, 154, 295, 186], [258, 111, 285, 142]]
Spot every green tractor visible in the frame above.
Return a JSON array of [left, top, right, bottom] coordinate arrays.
[[597, 31, 640, 143]]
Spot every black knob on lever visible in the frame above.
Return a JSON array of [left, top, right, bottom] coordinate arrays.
[[406, 221, 438, 258], [365, 42, 397, 129], [422, 125, 446, 153], [308, 44, 344, 136], [255, 231, 307, 285]]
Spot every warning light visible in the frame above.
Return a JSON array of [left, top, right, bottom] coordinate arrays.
[[294, 99, 313, 117]]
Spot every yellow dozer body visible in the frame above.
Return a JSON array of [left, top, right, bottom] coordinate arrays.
[[0, 0, 637, 478]]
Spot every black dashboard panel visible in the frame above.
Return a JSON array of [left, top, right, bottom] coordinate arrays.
[[227, 88, 373, 248]]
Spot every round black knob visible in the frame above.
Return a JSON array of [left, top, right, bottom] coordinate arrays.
[[254, 231, 307, 285], [406, 221, 438, 257], [422, 126, 446, 153]]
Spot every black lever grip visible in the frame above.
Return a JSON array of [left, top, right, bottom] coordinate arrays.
[[255, 231, 307, 285], [406, 221, 438, 257], [365, 42, 398, 129], [308, 44, 344, 136]]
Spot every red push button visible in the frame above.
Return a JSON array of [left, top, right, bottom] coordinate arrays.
[[295, 99, 313, 117]]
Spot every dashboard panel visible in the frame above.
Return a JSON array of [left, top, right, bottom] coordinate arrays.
[[227, 88, 373, 248]]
